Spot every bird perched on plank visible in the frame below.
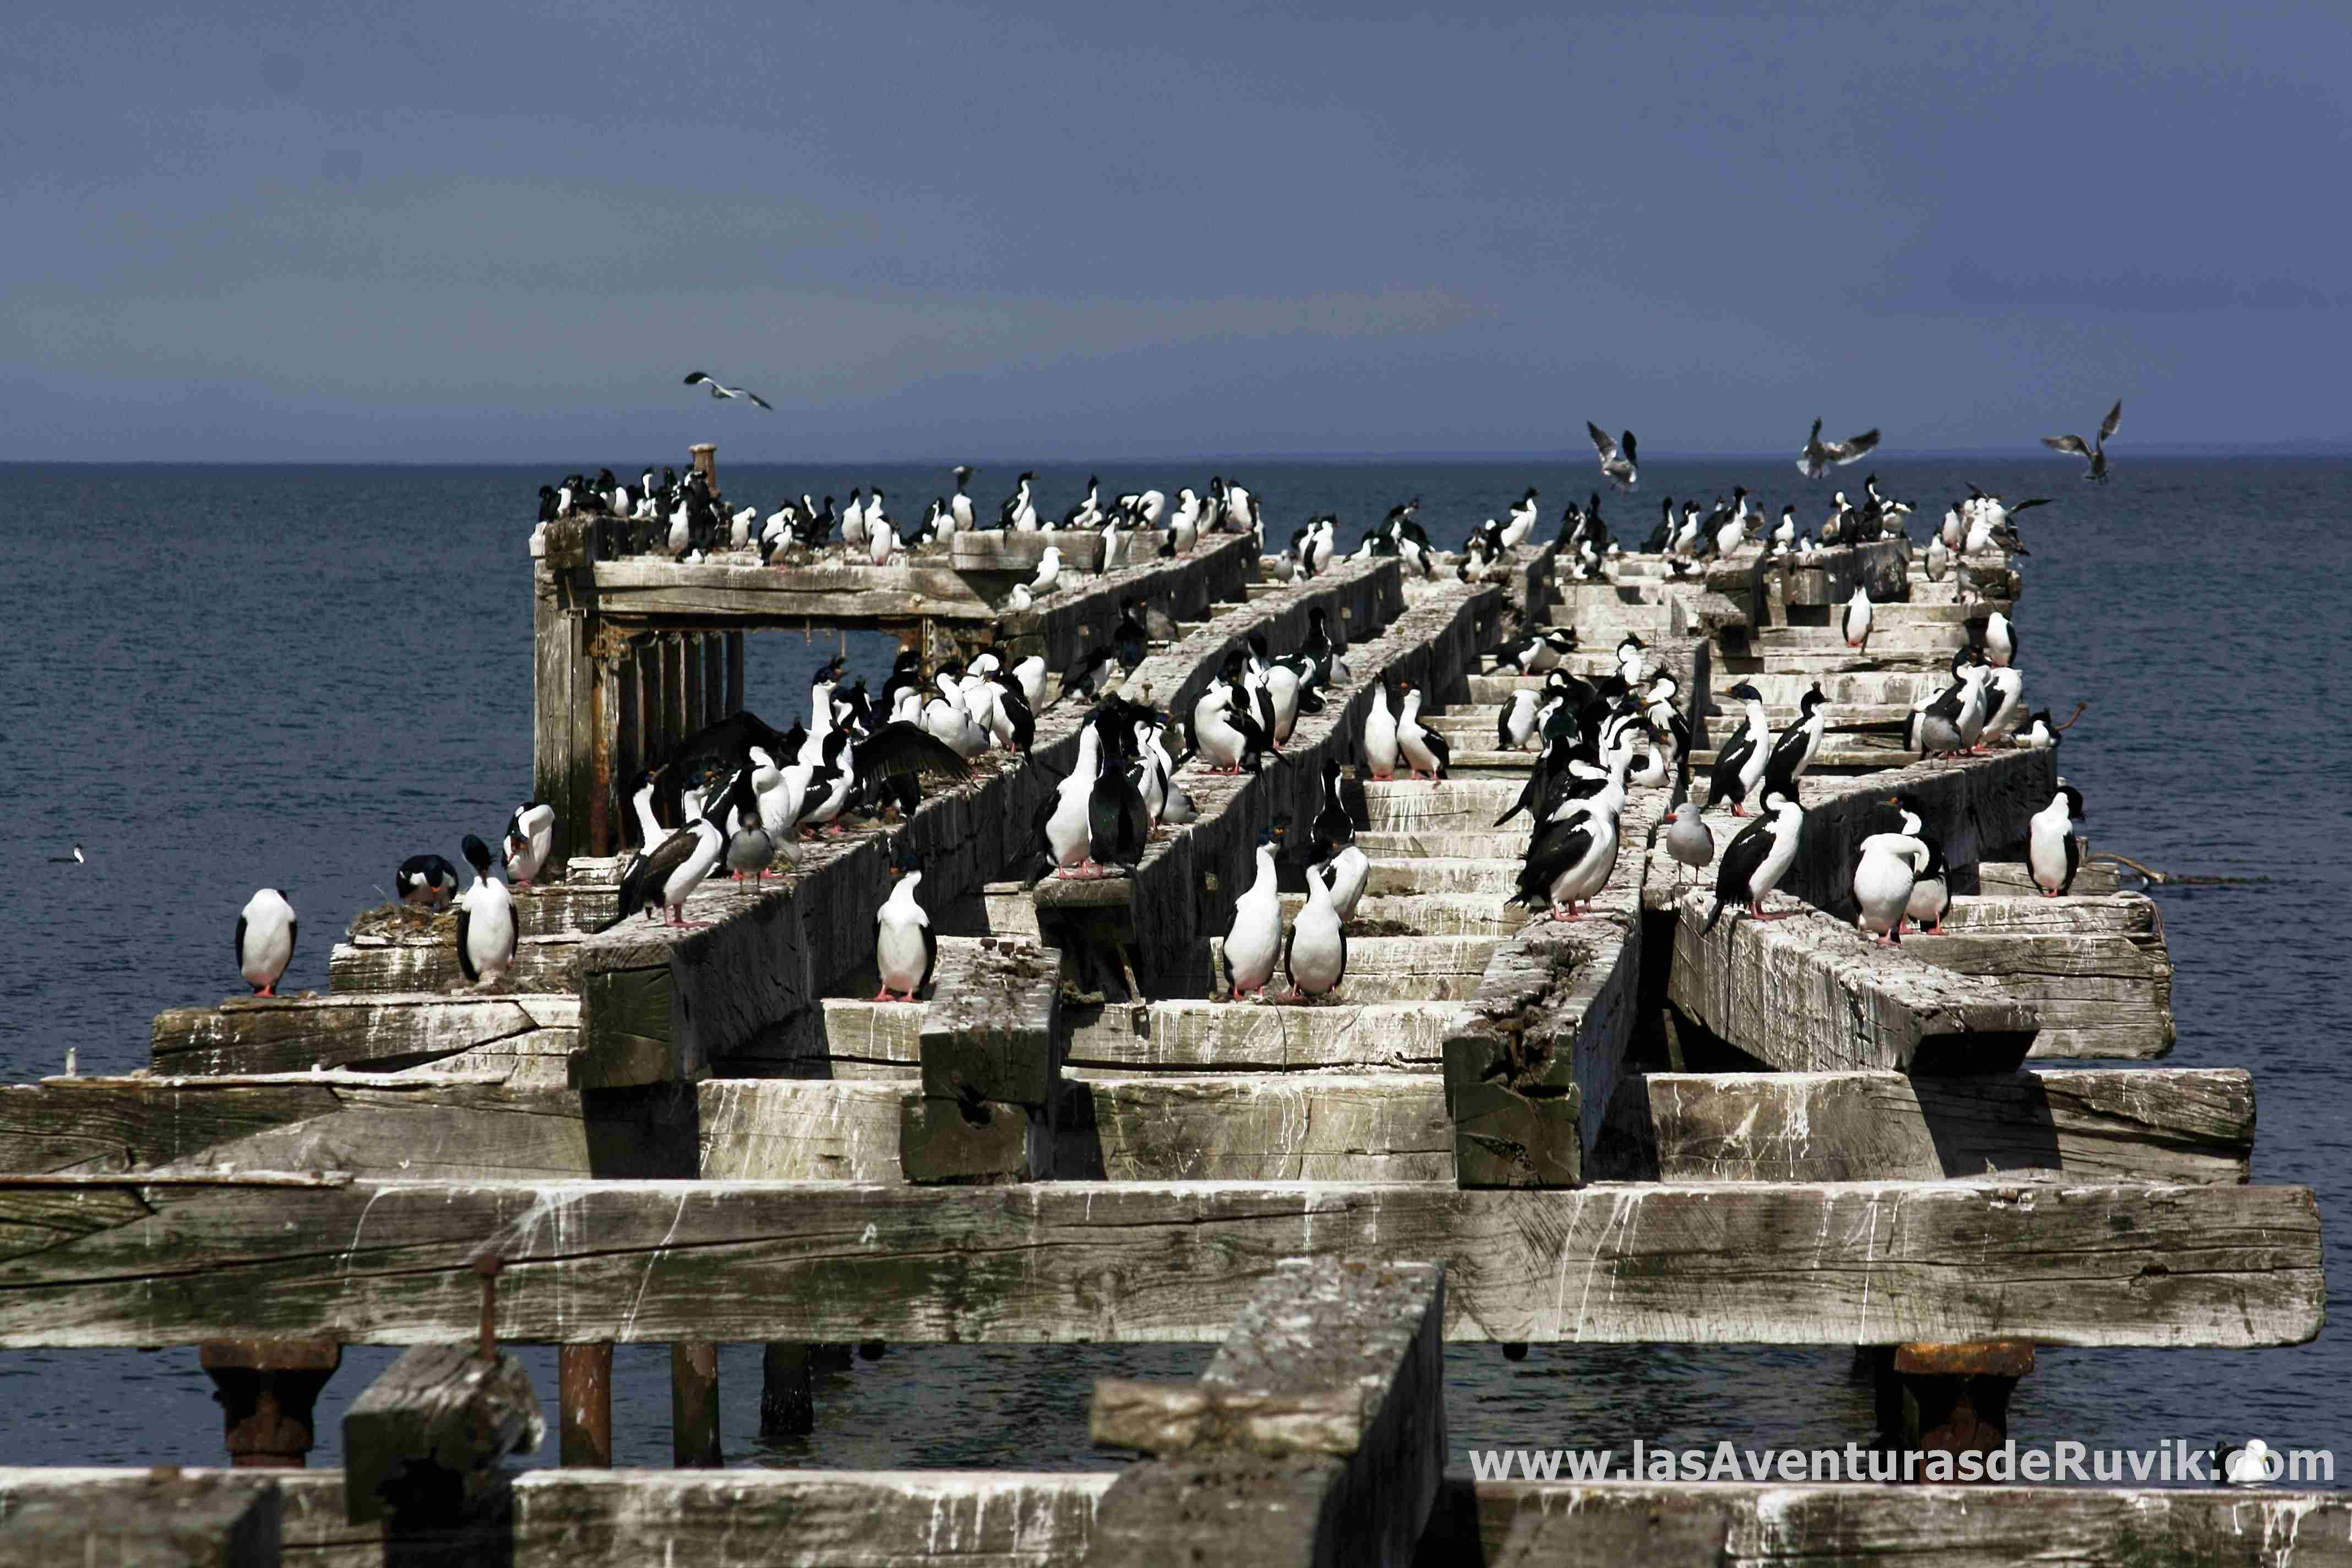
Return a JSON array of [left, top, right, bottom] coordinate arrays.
[[395, 854, 461, 908], [2029, 782, 2087, 896], [456, 834, 516, 986], [873, 841, 937, 1001], [1222, 819, 1287, 1000], [1703, 791, 1804, 930], [236, 888, 298, 997]]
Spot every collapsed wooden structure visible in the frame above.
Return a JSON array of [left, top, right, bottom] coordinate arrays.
[[0, 477, 2328, 1566]]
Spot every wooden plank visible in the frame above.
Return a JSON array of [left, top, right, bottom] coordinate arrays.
[[1934, 892, 2155, 937], [576, 964, 695, 1089], [1088, 1260, 1445, 1568], [269, 1467, 1113, 1566], [0, 1076, 696, 1181], [0, 1177, 2320, 1349], [1668, 890, 2038, 1075], [590, 558, 997, 622], [343, 1344, 543, 1525], [905, 939, 1064, 1182], [0, 1469, 282, 1567], [1059, 1075, 1452, 1182], [1071, 1001, 1455, 1072], [1639, 1069, 2252, 1184], [330, 933, 581, 995], [150, 995, 579, 1078], [1430, 1481, 2352, 1566], [1901, 932, 2174, 1060], [1980, 858, 2121, 897]]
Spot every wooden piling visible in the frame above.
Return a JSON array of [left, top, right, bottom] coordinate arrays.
[[342, 1343, 541, 1525], [669, 1342, 721, 1468], [198, 1338, 341, 1468], [558, 1345, 613, 1467], [759, 1343, 816, 1438]]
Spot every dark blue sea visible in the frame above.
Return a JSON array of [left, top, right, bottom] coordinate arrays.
[[1, 458, 2342, 1480]]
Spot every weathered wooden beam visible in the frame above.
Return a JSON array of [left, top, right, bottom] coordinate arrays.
[[330, 932, 582, 995], [1979, 858, 2120, 898], [1902, 931, 2174, 1060], [1058, 1075, 1452, 1182], [0, 1176, 2320, 1348], [1427, 1478, 2351, 1564], [901, 938, 1063, 1183], [1668, 889, 2038, 1074], [151, 995, 578, 1079], [1638, 1069, 2252, 1184], [0, 1075, 698, 1180], [1087, 1259, 1445, 1568], [343, 1343, 543, 1525], [266, 1468, 1114, 1566], [0, 1469, 284, 1568], [1070, 1000, 1455, 1072]]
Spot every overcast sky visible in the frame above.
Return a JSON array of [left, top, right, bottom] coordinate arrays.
[[5, 1, 2347, 461]]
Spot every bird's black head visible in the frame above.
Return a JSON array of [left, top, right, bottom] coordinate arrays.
[[888, 838, 921, 879], [2059, 783, 2087, 820], [1262, 815, 1289, 848], [462, 834, 493, 873], [1619, 632, 1646, 650], [1800, 683, 1827, 714], [627, 769, 655, 796], [1725, 682, 1762, 703]]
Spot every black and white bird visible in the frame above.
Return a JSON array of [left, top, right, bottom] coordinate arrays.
[[1853, 830, 1930, 947], [1001, 472, 1040, 532], [682, 371, 773, 410], [1222, 820, 1287, 1000], [235, 888, 298, 997], [872, 841, 937, 1001], [2043, 399, 2122, 482], [600, 812, 724, 929], [1500, 627, 1578, 674], [504, 802, 556, 887], [1362, 680, 1401, 781], [1702, 792, 1804, 930], [1496, 688, 1542, 752], [1797, 418, 1881, 478], [1511, 790, 1621, 922], [1586, 423, 1639, 490], [2028, 782, 2087, 897], [455, 833, 517, 986], [50, 843, 85, 865], [1283, 848, 1347, 1001], [394, 854, 460, 907], [950, 466, 977, 532], [1842, 585, 1874, 650], [1906, 834, 1951, 934], [1984, 611, 2017, 668], [1498, 487, 1540, 549], [1395, 680, 1450, 784], [1761, 683, 1827, 802], [1707, 682, 1773, 815]]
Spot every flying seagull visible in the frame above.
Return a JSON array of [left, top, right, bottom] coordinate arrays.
[[1586, 422, 1638, 490], [682, 372, 773, 411], [1797, 418, 1881, 478], [2043, 399, 2122, 482]]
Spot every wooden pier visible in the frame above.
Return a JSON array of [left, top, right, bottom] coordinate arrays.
[[0, 476, 2329, 1567]]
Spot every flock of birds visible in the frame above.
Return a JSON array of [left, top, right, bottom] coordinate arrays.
[[231, 393, 2126, 999]]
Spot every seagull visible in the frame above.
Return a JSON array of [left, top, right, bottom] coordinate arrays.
[[1797, 418, 1881, 478], [682, 372, 773, 410], [2043, 399, 2122, 482], [1586, 422, 1638, 491]]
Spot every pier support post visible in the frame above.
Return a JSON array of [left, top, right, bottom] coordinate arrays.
[[671, 1341, 722, 1467], [759, 1343, 815, 1438], [199, 1338, 341, 1468], [1872, 1341, 2034, 1462], [559, 1344, 614, 1467], [900, 939, 1063, 1183]]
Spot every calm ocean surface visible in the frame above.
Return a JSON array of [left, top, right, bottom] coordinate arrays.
[[0, 458, 2342, 1479]]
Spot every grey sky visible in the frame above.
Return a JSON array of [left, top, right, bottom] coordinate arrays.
[[5, 0, 2346, 461]]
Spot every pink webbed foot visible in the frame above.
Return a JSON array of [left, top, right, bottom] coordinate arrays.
[[872, 988, 896, 1003]]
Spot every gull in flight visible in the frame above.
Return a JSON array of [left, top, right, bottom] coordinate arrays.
[[682, 372, 773, 410]]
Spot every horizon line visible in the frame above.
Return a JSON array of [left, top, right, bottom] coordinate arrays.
[[3, 443, 2348, 468]]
